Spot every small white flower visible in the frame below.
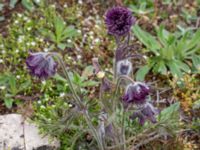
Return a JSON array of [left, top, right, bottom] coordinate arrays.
[[15, 49, 19, 53], [18, 36, 24, 43], [95, 25, 100, 29], [27, 19, 31, 23], [2, 50, 6, 54], [14, 20, 19, 24], [42, 81, 46, 85], [89, 31, 94, 35], [0, 59, 3, 63], [90, 35, 94, 39], [90, 46, 94, 49], [44, 48, 49, 52], [77, 55, 82, 59], [35, 0, 40, 3], [78, 0, 83, 4], [17, 14, 22, 18], [0, 86, 6, 90], [37, 100, 41, 104], [59, 93, 65, 97], [67, 39, 72, 43], [97, 71, 105, 79], [51, 4, 56, 8], [16, 75, 20, 79], [69, 104, 73, 108], [94, 38, 100, 43], [23, 16, 28, 21], [143, 55, 148, 59], [26, 42, 30, 46], [77, 30, 81, 33], [31, 42, 36, 46], [40, 105, 45, 109], [27, 27, 32, 31], [105, 68, 109, 72], [39, 38, 44, 42], [64, 3, 68, 8], [83, 34, 87, 38]]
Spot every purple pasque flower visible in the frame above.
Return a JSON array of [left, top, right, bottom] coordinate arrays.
[[122, 82, 150, 105], [105, 6, 135, 37], [130, 103, 159, 125], [26, 52, 57, 79], [117, 59, 132, 76]]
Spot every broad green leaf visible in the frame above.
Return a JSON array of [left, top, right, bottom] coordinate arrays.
[[192, 54, 200, 70], [0, 3, 4, 11], [18, 80, 31, 93], [175, 60, 191, 73], [153, 61, 167, 75], [158, 102, 180, 122], [9, 0, 18, 8], [8, 75, 17, 95], [135, 65, 150, 81], [156, 25, 169, 47], [81, 81, 99, 87], [22, 0, 34, 11], [81, 66, 94, 79], [186, 29, 200, 51], [0, 74, 8, 85], [53, 74, 67, 83], [62, 26, 78, 39], [0, 16, 5, 22], [167, 61, 182, 77], [58, 43, 67, 50], [54, 16, 65, 40], [193, 99, 200, 109], [4, 98, 14, 109], [132, 25, 161, 53]]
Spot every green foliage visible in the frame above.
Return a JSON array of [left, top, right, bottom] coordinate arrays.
[[0, 72, 31, 108], [158, 102, 180, 132], [191, 118, 200, 131], [128, 0, 154, 15], [40, 14, 79, 50], [133, 25, 200, 81]]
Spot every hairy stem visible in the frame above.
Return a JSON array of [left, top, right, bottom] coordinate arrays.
[[54, 53, 104, 150]]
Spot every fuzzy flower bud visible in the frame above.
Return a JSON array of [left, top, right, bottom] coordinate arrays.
[[122, 82, 150, 105], [105, 6, 135, 36], [26, 52, 57, 79], [117, 59, 132, 76]]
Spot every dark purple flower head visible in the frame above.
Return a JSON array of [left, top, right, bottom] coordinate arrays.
[[122, 82, 150, 105], [130, 103, 159, 125], [26, 52, 57, 79], [105, 6, 135, 36]]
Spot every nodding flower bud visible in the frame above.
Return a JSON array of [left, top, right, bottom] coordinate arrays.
[[130, 103, 159, 125], [117, 59, 132, 76], [122, 82, 150, 105], [26, 52, 57, 79]]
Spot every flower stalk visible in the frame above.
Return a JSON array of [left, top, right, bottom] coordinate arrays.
[[54, 54, 104, 150]]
